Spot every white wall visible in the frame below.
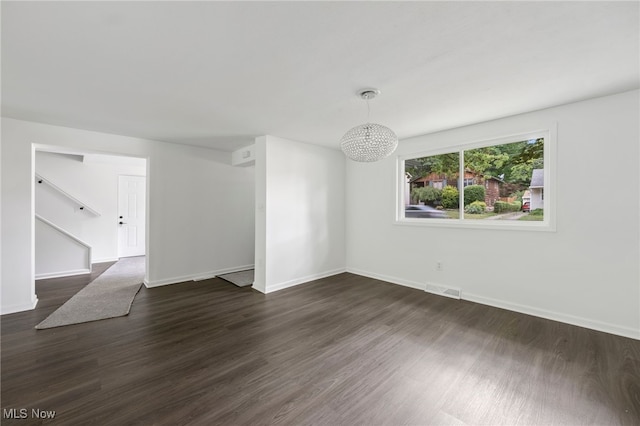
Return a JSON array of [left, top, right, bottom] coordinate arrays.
[[1, 118, 255, 314], [35, 151, 146, 264], [1, 140, 37, 314], [254, 135, 345, 293], [346, 90, 640, 339], [35, 217, 91, 278], [253, 137, 267, 293]]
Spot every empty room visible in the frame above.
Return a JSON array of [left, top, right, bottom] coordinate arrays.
[[1, 1, 639, 425]]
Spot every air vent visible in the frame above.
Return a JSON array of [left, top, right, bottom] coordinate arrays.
[[425, 282, 461, 300]]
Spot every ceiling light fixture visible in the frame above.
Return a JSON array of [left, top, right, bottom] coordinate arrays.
[[340, 89, 398, 162]]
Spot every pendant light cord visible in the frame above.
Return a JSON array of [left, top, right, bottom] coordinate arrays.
[[366, 98, 371, 123]]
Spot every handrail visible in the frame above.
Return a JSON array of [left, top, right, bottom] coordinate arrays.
[[35, 173, 101, 216], [35, 214, 93, 250]]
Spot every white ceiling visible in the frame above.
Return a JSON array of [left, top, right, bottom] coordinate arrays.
[[2, 1, 638, 152]]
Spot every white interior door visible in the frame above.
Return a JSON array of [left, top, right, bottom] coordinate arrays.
[[118, 175, 146, 258]]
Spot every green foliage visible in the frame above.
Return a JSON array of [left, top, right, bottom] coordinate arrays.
[[507, 138, 544, 186], [519, 208, 543, 221], [406, 138, 544, 193], [463, 185, 485, 206], [406, 152, 460, 179], [513, 138, 544, 164], [411, 186, 442, 206], [519, 214, 543, 222], [494, 200, 522, 213], [464, 146, 509, 178], [509, 158, 543, 186], [511, 190, 525, 202], [493, 201, 508, 213], [441, 186, 459, 209], [410, 187, 420, 204], [464, 201, 486, 214]]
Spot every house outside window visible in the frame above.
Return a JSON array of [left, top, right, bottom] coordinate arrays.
[[529, 169, 544, 210], [399, 130, 553, 230]]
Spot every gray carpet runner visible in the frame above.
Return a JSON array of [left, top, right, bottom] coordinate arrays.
[[36, 256, 145, 329], [218, 269, 254, 287]]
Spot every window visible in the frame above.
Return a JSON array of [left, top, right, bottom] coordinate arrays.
[[399, 130, 553, 230]]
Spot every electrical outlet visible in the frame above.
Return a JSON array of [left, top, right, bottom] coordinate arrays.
[[436, 261, 443, 271]]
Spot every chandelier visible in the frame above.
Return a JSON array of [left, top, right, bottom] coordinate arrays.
[[340, 89, 398, 162]]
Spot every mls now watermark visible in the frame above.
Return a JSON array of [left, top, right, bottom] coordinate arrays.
[[3, 408, 56, 420]]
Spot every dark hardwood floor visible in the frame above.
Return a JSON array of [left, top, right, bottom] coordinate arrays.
[[2, 268, 639, 425]]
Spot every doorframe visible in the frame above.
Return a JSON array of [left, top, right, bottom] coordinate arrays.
[[31, 144, 150, 294]]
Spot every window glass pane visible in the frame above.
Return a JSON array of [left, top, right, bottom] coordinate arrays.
[[404, 152, 459, 219], [462, 138, 544, 221]]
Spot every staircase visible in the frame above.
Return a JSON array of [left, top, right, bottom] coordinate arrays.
[[35, 173, 98, 279]]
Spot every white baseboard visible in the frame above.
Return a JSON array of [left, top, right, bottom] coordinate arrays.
[[1, 296, 38, 316], [463, 292, 640, 341], [346, 268, 640, 341], [192, 264, 255, 281], [144, 274, 197, 288], [35, 268, 91, 280], [144, 264, 255, 288], [92, 257, 119, 264], [264, 267, 346, 293], [345, 268, 425, 291], [252, 283, 266, 294]]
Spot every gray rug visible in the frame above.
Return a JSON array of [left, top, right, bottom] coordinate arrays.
[[36, 256, 145, 329], [218, 269, 254, 287]]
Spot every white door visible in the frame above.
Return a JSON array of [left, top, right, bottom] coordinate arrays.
[[118, 175, 146, 257]]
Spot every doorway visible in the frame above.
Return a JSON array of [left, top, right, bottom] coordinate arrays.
[[33, 146, 148, 284]]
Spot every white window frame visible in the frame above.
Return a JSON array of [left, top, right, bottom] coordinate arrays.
[[396, 127, 556, 232]]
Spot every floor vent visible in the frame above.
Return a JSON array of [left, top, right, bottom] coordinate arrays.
[[425, 283, 461, 300]]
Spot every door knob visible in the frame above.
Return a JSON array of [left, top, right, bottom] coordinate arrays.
[[119, 221, 127, 225]]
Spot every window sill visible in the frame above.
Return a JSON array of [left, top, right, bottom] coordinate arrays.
[[394, 218, 556, 232]]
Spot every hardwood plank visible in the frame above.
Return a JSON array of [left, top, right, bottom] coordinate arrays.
[[2, 272, 639, 425]]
